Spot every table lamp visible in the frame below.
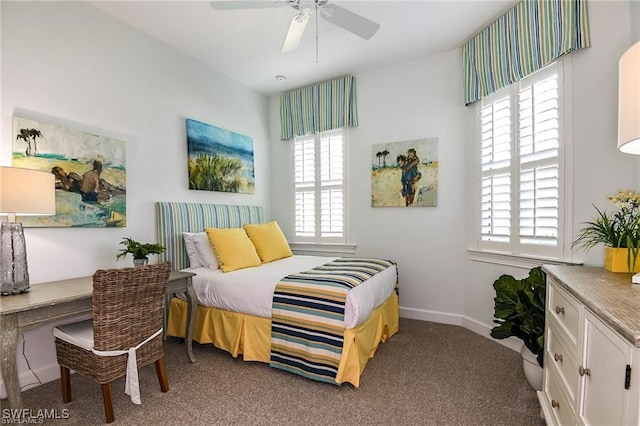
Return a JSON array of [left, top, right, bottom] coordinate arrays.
[[616, 41, 640, 283], [0, 167, 56, 295], [617, 41, 640, 154]]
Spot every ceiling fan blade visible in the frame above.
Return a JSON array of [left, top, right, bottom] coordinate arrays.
[[321, 4, 379, 40], [210, 1, 286, 10], [281, 13, 310, 53]]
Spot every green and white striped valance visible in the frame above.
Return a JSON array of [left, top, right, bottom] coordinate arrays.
[[462, 0, 591, 105], [279, 75, 358, 140]]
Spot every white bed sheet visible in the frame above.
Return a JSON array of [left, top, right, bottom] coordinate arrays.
[[183, 255, 397, 329]]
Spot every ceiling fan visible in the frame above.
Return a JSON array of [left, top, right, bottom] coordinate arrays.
[[210, 1, 380, 54]]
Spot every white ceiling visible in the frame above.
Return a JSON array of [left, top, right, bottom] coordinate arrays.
[[90, 1, 516, 96]]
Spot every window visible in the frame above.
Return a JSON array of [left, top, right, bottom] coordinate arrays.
[[477, 62, 570, 260], [292, 129, 347, 244]]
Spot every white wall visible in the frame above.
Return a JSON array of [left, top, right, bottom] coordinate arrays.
[[270, 49, 469, 325], [270, 0, 636, 350], [1, 1, 271, 396]]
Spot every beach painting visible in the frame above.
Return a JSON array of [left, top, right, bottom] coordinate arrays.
[[186, 118, 255, 194], [371, 138, 438, 207], [12, 116, 126, 227]]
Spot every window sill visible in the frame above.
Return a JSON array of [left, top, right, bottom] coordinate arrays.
[[290, 243, 357, 255], [467, 249, 582, 269]]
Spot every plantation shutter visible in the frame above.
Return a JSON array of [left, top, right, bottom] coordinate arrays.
[[518, 71, 560, 246], [294, 130, 344, 241], [481, 94, 512, 243], [480, 65, 561, 252], [294, 136, 316, 237], [319, 132, 344, 237]]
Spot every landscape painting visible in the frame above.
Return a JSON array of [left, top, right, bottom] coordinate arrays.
[[186, 118, 255, 194], [12, 116, 126, 227], [371, 138, 438, 207]]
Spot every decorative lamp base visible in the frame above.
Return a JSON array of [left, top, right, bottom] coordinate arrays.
[[0, 222, 30, 296]]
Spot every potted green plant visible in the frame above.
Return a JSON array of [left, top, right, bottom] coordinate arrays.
[[116, 237, 165, 266], [573, 191, 640, 272], [490, 266, 546, 391]]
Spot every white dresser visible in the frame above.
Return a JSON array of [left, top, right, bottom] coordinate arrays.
[[539, 265, 640, 425]]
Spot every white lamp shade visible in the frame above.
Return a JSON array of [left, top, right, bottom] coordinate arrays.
[[0, 167, 56, 215], [618, 41, 640, 154]]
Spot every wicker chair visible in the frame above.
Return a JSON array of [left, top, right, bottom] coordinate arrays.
[[53, 262, 171, 423]]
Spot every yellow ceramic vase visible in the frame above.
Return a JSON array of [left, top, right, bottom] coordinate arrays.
[[604, 247, 640, 273]]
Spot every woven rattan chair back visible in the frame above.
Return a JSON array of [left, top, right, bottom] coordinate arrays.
[[54, 262, 171, 423], [93, 262, 170, 352]]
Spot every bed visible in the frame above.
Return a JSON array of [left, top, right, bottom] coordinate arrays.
[[156, 202, 399, 387]]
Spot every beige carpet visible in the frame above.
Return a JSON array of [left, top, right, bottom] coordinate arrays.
[[15, 318, 544, 425]]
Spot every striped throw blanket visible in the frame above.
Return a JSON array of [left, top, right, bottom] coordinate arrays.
[[270, 257, 395, 384]]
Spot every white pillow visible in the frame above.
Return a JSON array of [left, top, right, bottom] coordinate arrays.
[[193, 232, 219, 270], [183, 232, 203, 268]]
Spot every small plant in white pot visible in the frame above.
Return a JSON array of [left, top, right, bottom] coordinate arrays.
[[490, 266, 546, 391]]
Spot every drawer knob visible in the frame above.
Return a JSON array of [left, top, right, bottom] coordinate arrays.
[[579, 365, 591, 377], [554, 353, 563, 363], [551, 400, 560, 409], [555, 306, 565, 315]]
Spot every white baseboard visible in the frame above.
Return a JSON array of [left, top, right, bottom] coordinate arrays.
[[0, 362, 60, 400], [461, 315, 523, 353], [399, 306, 522, 354], [399, 306, 463, 325]]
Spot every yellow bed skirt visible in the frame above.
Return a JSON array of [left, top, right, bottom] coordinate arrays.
[[167, 291, 399, 387]]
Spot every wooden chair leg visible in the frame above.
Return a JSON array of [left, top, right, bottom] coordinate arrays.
[[155, 357, 169, 392], [101, 382, 115, 423], [60, 366, 71, 403]]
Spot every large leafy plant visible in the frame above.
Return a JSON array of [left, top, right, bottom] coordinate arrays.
[[490, 267, 546, 367], [116, 237, 165, 261]]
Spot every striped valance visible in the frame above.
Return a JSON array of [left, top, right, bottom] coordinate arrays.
[[279, 75, 358, 140], [462, 0, 591, 105]]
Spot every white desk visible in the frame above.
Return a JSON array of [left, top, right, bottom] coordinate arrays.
[[0, 270, 196, 409]]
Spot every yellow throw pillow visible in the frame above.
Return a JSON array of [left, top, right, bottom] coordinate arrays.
[[205, 227, 261, 272], [243, 221, 293, 263]]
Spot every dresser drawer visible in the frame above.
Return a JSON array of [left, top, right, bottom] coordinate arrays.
[[546, 318, 579, 409], [547, 277, 580, 346], [542, 364, 576, 426]]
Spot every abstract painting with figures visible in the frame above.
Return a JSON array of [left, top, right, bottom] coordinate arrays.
[[371, 138, 438, 207], [12, 116, 126, 227]]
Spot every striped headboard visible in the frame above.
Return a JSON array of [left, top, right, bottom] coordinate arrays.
[[155, 202, 264, 270]]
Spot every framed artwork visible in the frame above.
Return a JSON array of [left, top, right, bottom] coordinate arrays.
[[371, 137, 438, 207], [186, 118, 255, 194], [12, 116, 126, 227]]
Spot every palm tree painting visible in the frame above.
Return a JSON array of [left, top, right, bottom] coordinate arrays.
[[186, 118, 255, 194], [371, 138, 439, 207], [16, 128, 42, 157], [12, 116, 127, 227]]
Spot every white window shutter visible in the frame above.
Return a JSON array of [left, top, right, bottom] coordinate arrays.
[[518, 72, 560, 247], [480, 94, 512, 243], [293, 130, 345, 242], [478, 63, 563, 257]]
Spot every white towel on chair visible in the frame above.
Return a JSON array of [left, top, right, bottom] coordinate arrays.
[[54, 321, 162, 405], [92, 329, 163, 404]]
